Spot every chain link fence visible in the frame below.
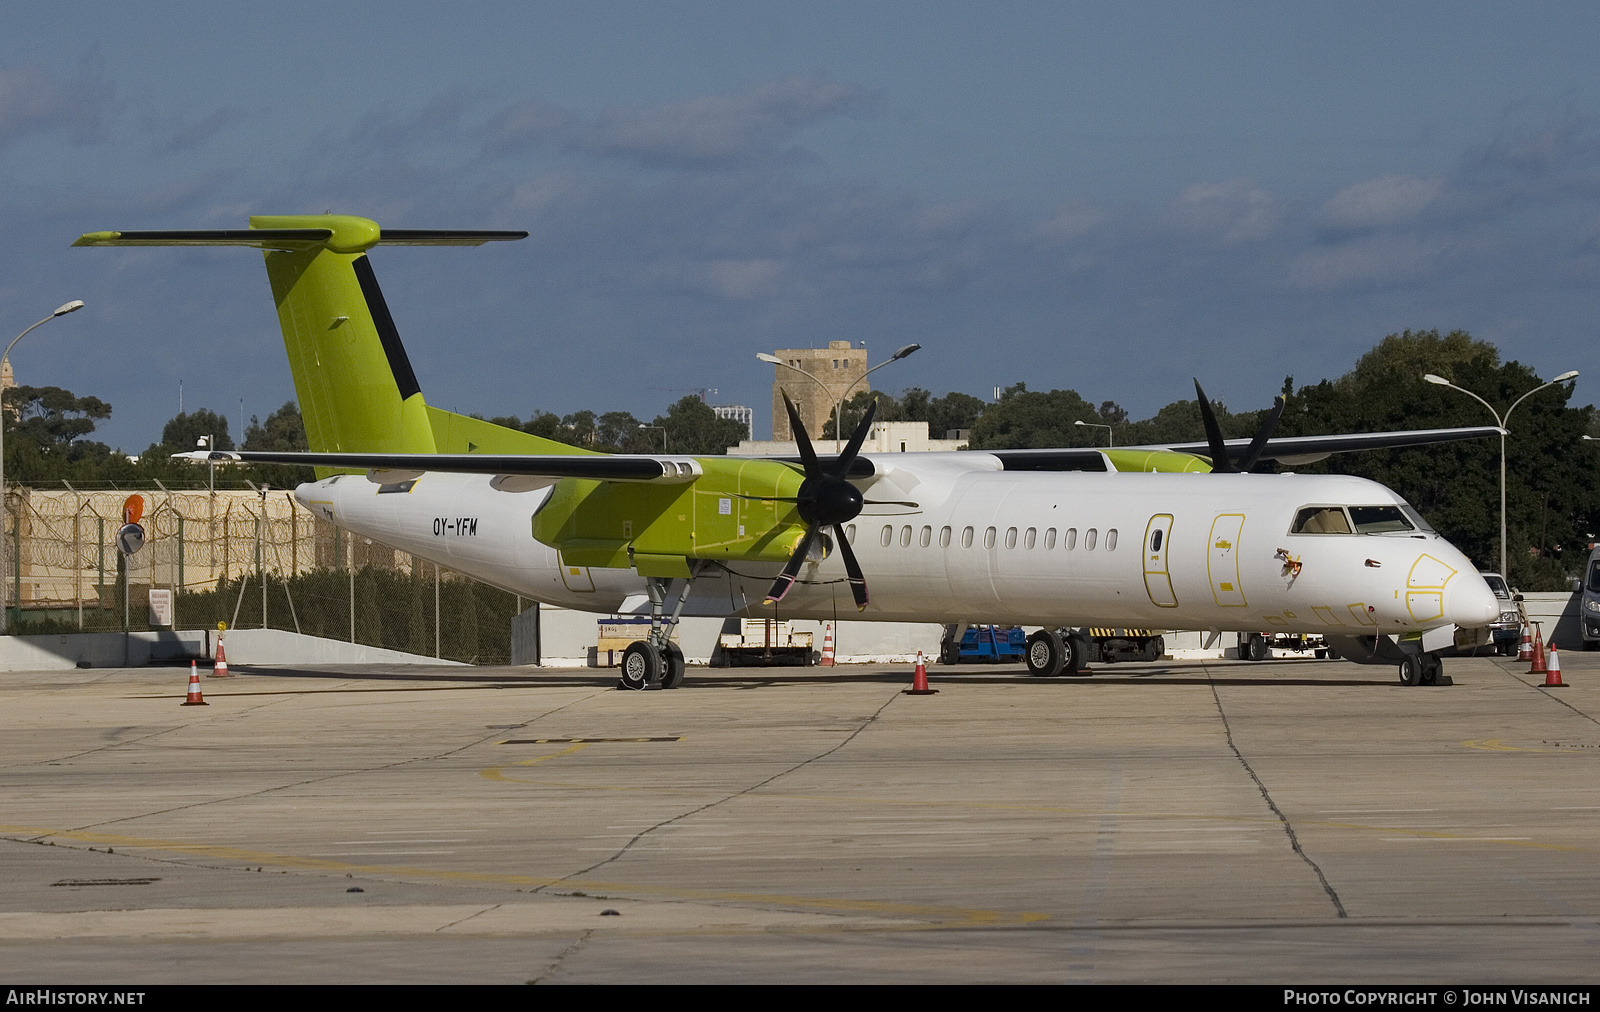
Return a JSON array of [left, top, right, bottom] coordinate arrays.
[[1, 486, 519, 663]]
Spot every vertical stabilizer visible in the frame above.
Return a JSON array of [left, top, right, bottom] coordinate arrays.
[[252, 214, 437, 453]]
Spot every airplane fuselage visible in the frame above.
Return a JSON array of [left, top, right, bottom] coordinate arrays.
[[295, 452, 1500, 636]]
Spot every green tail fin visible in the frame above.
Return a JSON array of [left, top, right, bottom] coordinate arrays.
[[77, 214, 591, 457]]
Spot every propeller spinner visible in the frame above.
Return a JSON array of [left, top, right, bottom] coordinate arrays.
[[764, 391, 877, 609]]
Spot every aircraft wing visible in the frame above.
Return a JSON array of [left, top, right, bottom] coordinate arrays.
[[987, 425, 1506, 470], [176, 450, 713, 484]]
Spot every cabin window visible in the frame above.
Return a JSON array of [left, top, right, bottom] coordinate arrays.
[[1349, 505, 1415, 534], [940, 526, 952, 547], [1291, 506, 1353, 535], [1085, 528, 1098, 551], [920, 526, 932, 547], [984, 527, 997, 549], [1044, 527, 1056, 549], [1151, 528, 1163, 552], [961, 526, 974, 548], [1064, 527, 1077, 550], [1004, 527, 1017, 549], [846, 524, 856, 544], [881, 525, 893, 547], [1106, 529, 1118, 551], [1024, 527, 1037, 549], [900, 525, 913, 547]]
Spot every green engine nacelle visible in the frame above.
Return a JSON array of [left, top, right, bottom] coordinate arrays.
[[1103, 448, 1213, 473], [534, 456, 810, 578]]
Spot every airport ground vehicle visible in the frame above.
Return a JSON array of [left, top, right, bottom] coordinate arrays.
[[939, 625, 1027, 664], [1479, 573, 1525, 656], [1582, 548, 1600, 650], [1238, 631, 1331, 660], [940, 625, 1162, 671], [715, 619, 814, 666]]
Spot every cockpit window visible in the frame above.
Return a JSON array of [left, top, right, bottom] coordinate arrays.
[[1400, 505, 1434, 532], [1348, 505, 1415, 534], [1291, 506, 1353, 534]]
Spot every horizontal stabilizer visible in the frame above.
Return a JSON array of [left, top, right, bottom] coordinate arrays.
[[74, 228, 527, 250]]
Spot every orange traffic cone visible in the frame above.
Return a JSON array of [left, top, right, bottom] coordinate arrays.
[[181, 661, 208, 706], [819, 622, 835, 667], [903, 650, 938, 695], [1542, 645, 1566, 688], [1517, 625, 1533, 661], [210, 637, 230, 678], [1528, 625, 1547, 675]]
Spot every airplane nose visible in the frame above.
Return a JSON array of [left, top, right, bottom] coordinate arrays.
[[1450, 574, 1501, 627]]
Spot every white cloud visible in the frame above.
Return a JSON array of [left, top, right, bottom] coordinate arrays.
[[1288, 235, 1445, 291], [583, 74, 870, 166], [1163, 179, 1284, 245], [1320, 174, 1445, 230]]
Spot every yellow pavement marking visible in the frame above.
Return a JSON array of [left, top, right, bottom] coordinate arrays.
[[475, 775, 1600, 856], [0, 821, 1043, 927], [479, 741, 590, 781], [1462, 738, 1597, 754]]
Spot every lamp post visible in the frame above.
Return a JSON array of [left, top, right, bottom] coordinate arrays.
[[757, 344, 921, 451], [638, 424, 667, 452], [1423, 369, 1579, 578], [0, 300, 84, 633], [196, 435, 217, 494], [1074, 419, 1114, 447]]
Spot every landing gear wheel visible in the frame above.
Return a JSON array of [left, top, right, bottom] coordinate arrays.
[[619, 641, 661, 691], [939, 640, 960, 665], [1241, 633, 1269, 662], [660, 642, 686, 689], [1397, 653, 1423, 686], [1420, 653, 1443, 686], [1063, 632, 1090, 676], [1025, 629, 1066, 677]]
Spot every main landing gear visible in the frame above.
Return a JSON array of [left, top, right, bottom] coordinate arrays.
[[1024, 628, 1091, 677], [618, 567, 699, 691]]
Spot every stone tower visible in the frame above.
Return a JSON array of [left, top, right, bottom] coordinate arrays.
[[769, 341, 869, 441]]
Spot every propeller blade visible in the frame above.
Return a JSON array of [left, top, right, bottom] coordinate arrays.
[[832, 523, 869, 609], [1193, 379, 1235, 473], [764, 524, 821, 604], [831, 398, 879, 477], [862, 498, 919, 508], [781, 390, 821, 479], [1236, 395, 1286, 472]]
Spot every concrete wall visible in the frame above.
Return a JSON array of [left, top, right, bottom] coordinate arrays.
[[1520, 592, 1583, 650], [0, 628, 460, 671]]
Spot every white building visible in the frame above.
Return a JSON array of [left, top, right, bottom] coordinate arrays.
[[728, 420, 968, 457]]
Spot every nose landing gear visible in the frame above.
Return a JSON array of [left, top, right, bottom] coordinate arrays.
[[1397, 652, 1449, 686]]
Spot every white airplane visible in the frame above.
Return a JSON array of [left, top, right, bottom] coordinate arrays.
[[76, 215, 1503, 691]]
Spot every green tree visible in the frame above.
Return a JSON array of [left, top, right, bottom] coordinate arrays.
[[241, 401, 314, 488], [653, 396, 751, 454], [1281, 329, 1596, 589], [159, 408, 233, 452]]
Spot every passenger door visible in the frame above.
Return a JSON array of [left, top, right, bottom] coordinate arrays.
[[1143, 514, 1177, 608], [1207, 513, 1247, 607]]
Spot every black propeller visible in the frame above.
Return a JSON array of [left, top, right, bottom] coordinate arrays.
[[1193, 380, 1286, 473], [765, 391, 876, 609]]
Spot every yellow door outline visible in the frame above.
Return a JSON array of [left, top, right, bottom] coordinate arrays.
[[1143, 514, 1177, 608], [1208, 513, 1247, 607]]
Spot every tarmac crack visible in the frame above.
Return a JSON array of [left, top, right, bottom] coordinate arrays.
[[1491, 658, 1600, 727], [1206, 667, 1347, 919], [528, 928, 593, 984], [537, 688, 905, 890]]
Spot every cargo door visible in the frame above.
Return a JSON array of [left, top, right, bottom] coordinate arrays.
[[1143, 514, 1177, 608], [1207, 513, 1247, 607], [559, 559, 596, 593]]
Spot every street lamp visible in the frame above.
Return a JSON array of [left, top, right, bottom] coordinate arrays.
[[1423, 369, 1579, 578], [638, 424, 667, 452], [1074, 419, 1114, 447], [757, 343, 921, 451], [0, 300, 85, 633], [196, 436, 217, 493]]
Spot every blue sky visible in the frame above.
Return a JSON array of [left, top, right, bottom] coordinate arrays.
[[3, 1, 1598, 448]]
